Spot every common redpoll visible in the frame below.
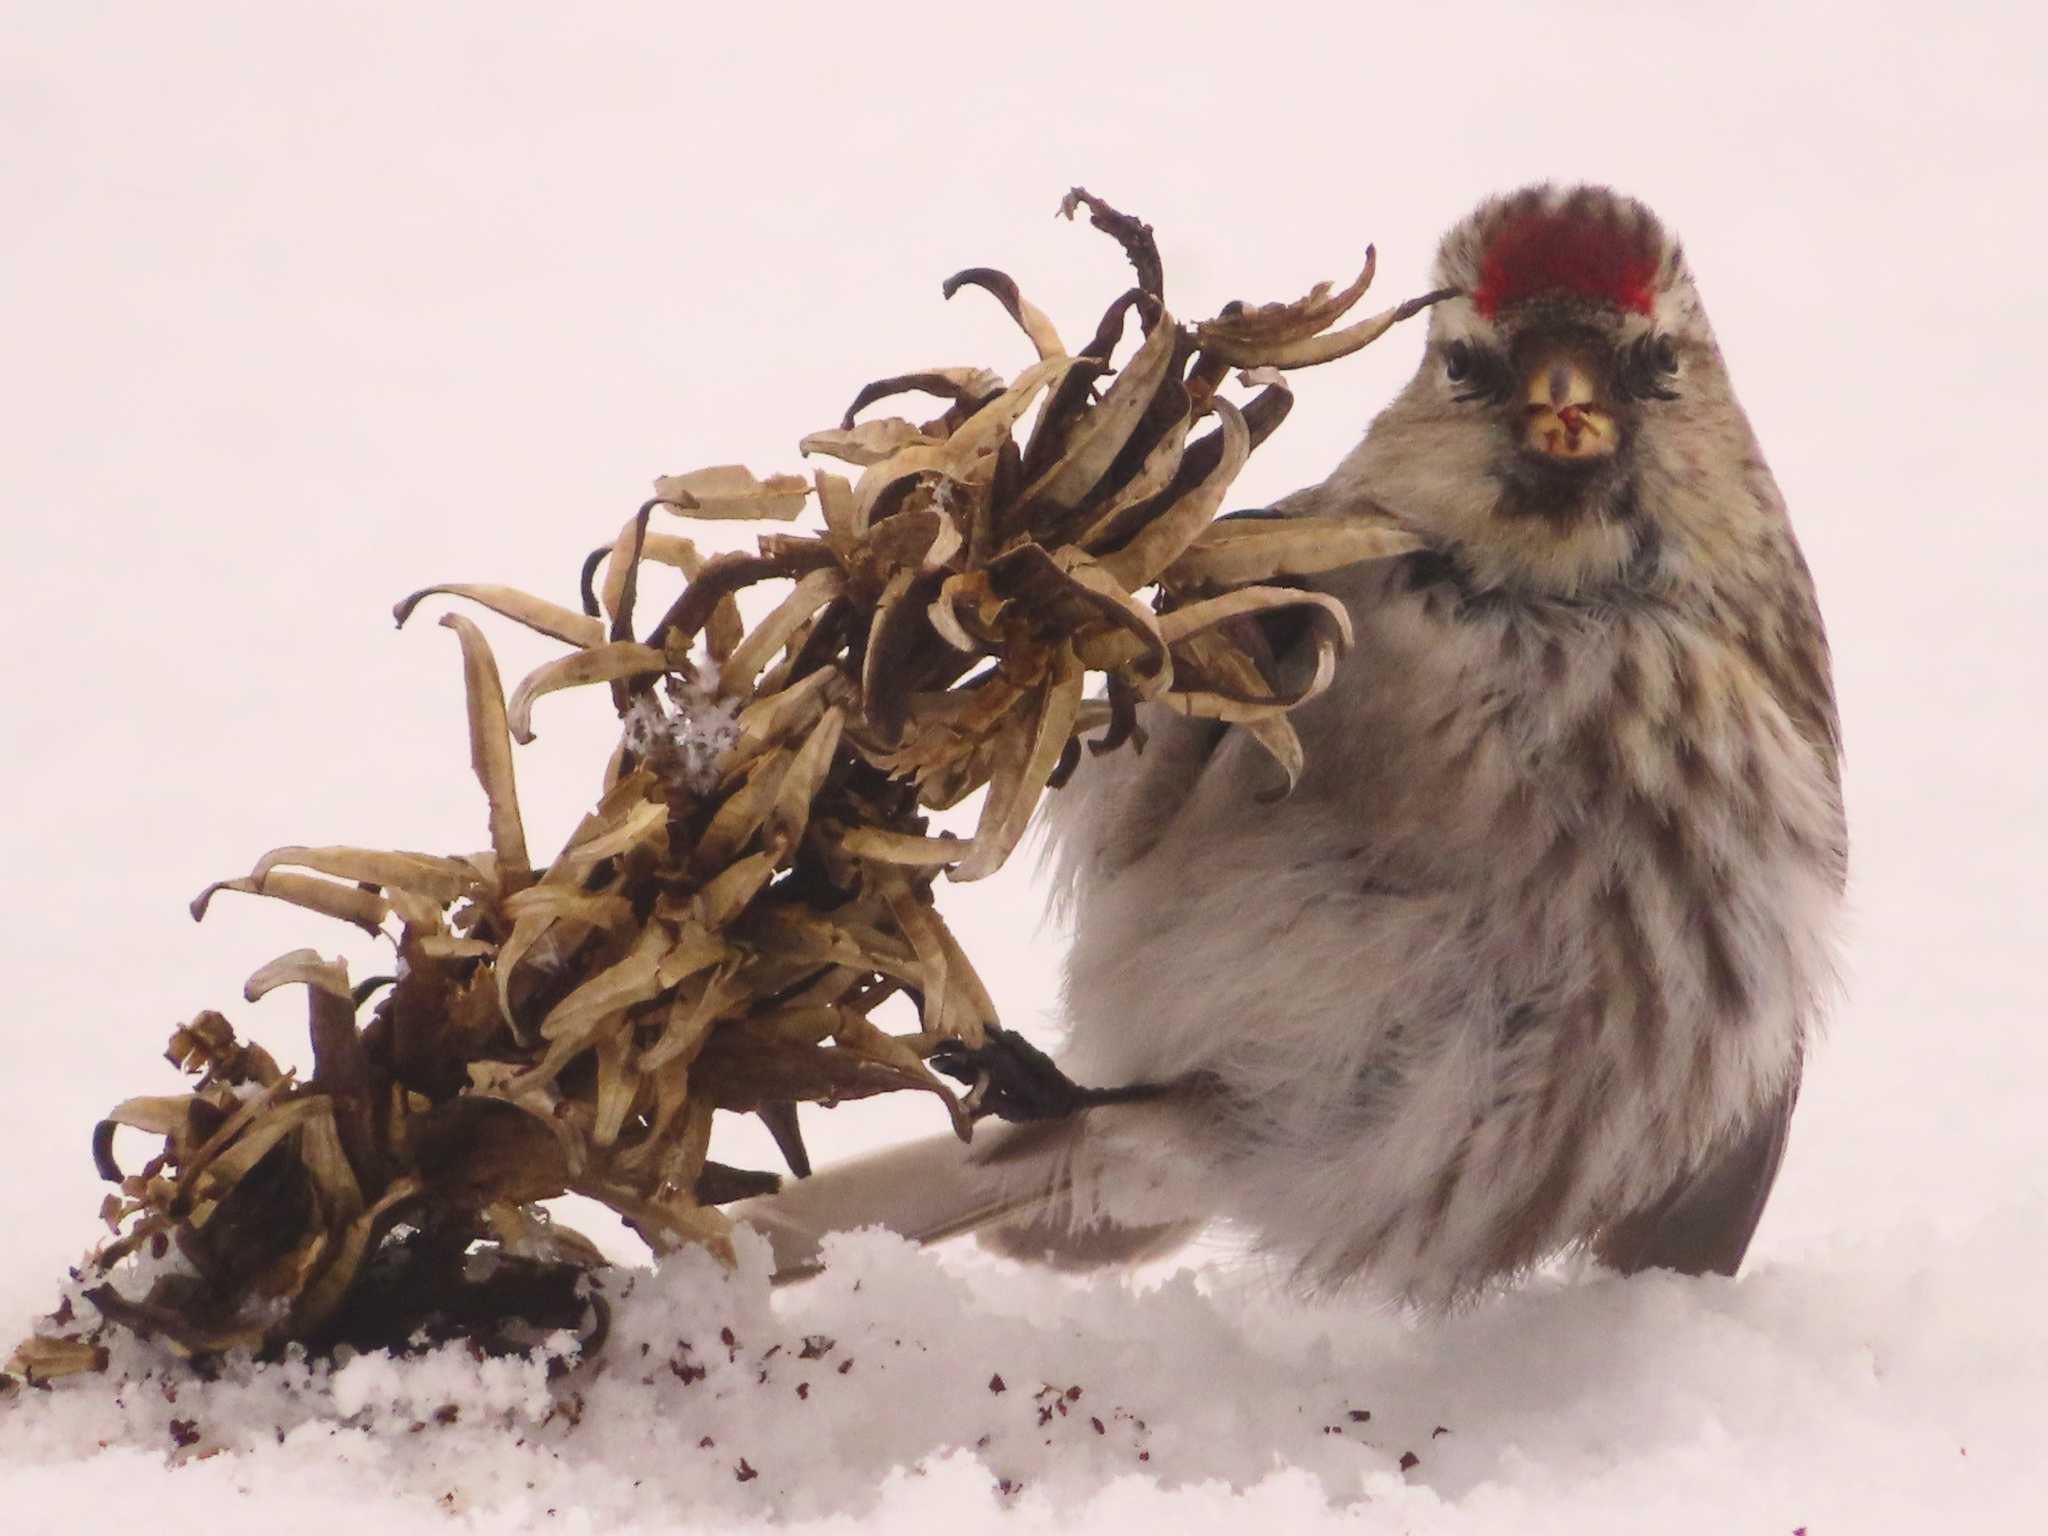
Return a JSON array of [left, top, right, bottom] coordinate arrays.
[[743, 185, 1845, 1305]]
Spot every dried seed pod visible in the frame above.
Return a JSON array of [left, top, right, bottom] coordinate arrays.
[[32, 194, 1450, 1375]]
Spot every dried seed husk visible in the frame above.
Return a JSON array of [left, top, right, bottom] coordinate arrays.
[[592, 1027, 641, 1148], [290, 1175, 424, 1336], [693, 848, 779, 932], [1018, 351, 1114, 490], [412, 935, 496, 961], [839, 368, 1004, 430], [175, 1077, 296, 1192], [765, 705, 844, 856], [799, 419, 937, 467], [926, 906, 999, 1044], [738, 906, 915, 981], [492, 794, 668, 1027], [1218, 708, 1308, 797], [829, 1014, 971, 1139], [188, 1095, 328, 1203], [191, 874, 389, 936], [860, 568, 931, 748], [1074, 389, 1194, 551], [953, 643, 1083, 882], [500, 886, 636, 931], [814, 469, 859, 541], [551, 787, 671, 883], [637, 965, 742, 1072], [393, 584, 604, 649], [297, 1099, 366, 1220], [507, 641, 671, 744], [1059, 187, 1164, 299], [1195, 247, 1377, 352], [242, 949, 355, 1006], [249, 846, 482, 907], [927, 573, 987, 653], [990, 543, 1173, 697], [847, 356, 1081, 528], [1160, 515, 1421, 586], [614, 1056, 695, 1171], [5, 1334, 109, 1385], [644, 552, 780, 654], [599, 506, 658, 637], [631, 531, 711, 578], [99, 1095, 196, 1140], [652, 465, 811, 520], [731, 664, 838, 762], [439, 613, 532, 888], [836, 828, 969, 866], [1016, 303, 1179, 517], [687, 1028, 952, 1128], [411, 1098, 570, 1206], [537, 924, 673, 1044], [1155, 585, 1356, 651], [942, 266, 1068, 360], [1099, 397, 1251, 590], [692, 748, 793, 873], [718, 568, 844, 700], [1197, 285, 1459, 368], [875, 878, 947, 1035], [1164, 622, 1342, 722]]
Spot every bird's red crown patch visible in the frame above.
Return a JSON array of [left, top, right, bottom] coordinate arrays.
[[1470, 207, 1661, 319]]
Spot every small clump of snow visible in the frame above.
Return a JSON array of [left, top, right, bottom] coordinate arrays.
[[621, 668, 740, 795]]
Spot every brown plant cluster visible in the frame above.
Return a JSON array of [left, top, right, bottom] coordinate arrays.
[[6, 192, 1444, 1385]]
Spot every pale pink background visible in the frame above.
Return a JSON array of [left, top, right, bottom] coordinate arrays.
[[2, 0, 2039, 1422]]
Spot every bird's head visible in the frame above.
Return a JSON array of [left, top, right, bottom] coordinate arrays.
[[1341, 185, 1767, 600]]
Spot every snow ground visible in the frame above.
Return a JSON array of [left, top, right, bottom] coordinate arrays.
[[8, 1214, 2044, 1533], [4, 2, 2044, 1529]]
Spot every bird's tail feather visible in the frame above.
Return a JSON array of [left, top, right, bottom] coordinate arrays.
[[731, 1114, 1201, 1281], [731, 1120, 1079, 1281]]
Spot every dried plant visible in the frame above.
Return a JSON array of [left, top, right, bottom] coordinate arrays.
[[6, 191, 1446, 1385]]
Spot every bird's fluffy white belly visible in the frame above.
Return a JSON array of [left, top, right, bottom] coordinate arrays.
[[1047, 571, 1840, 1301]]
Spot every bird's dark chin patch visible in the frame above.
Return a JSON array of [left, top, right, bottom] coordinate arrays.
[[1494, 452, 1632, 529]]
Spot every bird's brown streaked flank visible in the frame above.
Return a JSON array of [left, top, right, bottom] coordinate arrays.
[[7, 191, 1463, 1386], [743, 184, 1846, 1306]]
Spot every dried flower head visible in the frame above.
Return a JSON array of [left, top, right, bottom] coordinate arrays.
[[8, 191, 1445, 1381]]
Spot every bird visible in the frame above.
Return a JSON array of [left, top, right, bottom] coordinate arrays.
[[736, 184, 1846, 1307]]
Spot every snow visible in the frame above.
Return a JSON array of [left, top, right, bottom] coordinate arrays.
[[8, 1216, 2043, 1530], [4, 0, 2045, 1529], [621, 674, 741, 795]]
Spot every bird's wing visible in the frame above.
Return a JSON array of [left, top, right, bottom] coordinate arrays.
[[1040, 491, 1354, 896], [1591, 1061, 1802, 1277]]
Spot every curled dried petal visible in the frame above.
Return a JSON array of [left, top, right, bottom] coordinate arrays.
[[438, 613, 532, 887], [506, 642, 672, 744], [1197, 286, 1458, 369], [192, 875, 389, 936], [652, 465, 811, 520], [1100, 398, 1252, 590], [393, 584, 603, 649], [942, 266, 1068, 360], [1159, 515, 1421, 587], [952, 644, 1083, 882]]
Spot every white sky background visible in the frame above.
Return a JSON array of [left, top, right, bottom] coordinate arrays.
[[1, 0, 2042, 1433]]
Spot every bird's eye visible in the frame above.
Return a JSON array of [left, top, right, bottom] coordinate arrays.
[[1443, 341, 1506, 404], [1620, 333, 1683, 401]]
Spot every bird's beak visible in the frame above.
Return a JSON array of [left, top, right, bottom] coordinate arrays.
[[1521, 350, 1620, 462]]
